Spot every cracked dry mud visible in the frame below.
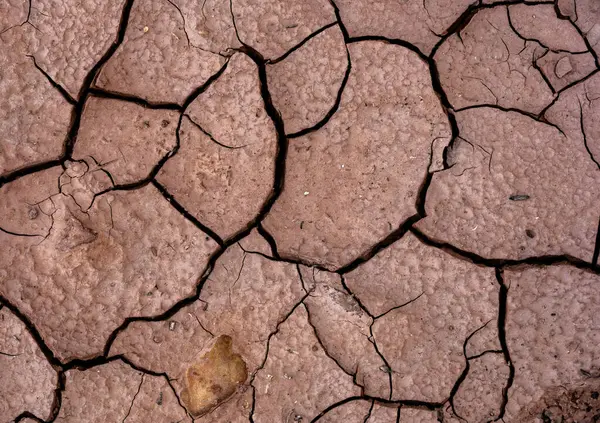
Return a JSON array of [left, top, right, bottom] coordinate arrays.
[[1, 0, 599, 423]]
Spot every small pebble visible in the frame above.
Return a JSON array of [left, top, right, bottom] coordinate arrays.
[[509, 194, 530, 201], [28, 207, 39, 220], [379, 365, 392, 374]]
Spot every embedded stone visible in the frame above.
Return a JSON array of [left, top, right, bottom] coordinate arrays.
[[180, 335, 248, 418]]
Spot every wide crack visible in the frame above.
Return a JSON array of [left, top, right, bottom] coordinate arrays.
[[3, 0, 600, 421], [494, 268, 515, 421]]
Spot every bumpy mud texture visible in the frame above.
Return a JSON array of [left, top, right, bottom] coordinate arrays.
[[1, 0, 600, 422]]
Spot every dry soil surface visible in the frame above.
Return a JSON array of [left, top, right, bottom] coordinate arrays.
[[1, 0, 600, 422]]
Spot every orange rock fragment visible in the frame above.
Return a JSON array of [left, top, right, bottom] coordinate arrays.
[[180, 335, 248, 417]]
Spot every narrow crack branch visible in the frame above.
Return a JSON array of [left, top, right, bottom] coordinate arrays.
[[328, 0, 350, 41], [554, 0, 578, 24], [190, 311, 215, 337], [186, 115, 247, 149], [45, 370, 66, 423], [122, 374, 144, 423], [456, 135, 494, 172], [552, 3, 600, 68], [577, 98, 600, 169], [430, 0, 556, 59], [339, 277, 392, 399], [447, 319, 495, 421], [62, 247, 225, 367], [529, 46, 557, 95], [363, 400, 374, 422], [310, 396, 440, 423], [431, 2, 480, 57], [79, 108, 186, 200], [442, 112, 460, 170], [375, 292, 424, 320], [27, 55, 77, 105], [467, 349, 504, 360], [0, 0, 36, 35], [539, 68, 600, 119], [239, 246, 331, 272], [165, 0, 226, 57], [368, 324, 393, 400], [455, 103, 565, 136], [166, 0, 192, 47], [339, 276, 375, 319], [151, 179, 224, 246], [163, 375, 191, 419], [233, 45, 289, 229], [229, 252, 247, 298], [181, 59, 230, 110], [593, 216, 600, 269], [268, 22, 338, 64], [229, 0, 244, 47], [0, 225, 44, 238]]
